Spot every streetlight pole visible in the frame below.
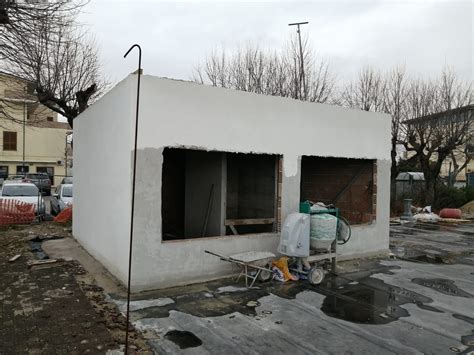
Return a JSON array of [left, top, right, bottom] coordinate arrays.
[[288, 21, 309, 100]]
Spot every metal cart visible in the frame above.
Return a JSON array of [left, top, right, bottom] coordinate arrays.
[[290, 202, 339, 285]]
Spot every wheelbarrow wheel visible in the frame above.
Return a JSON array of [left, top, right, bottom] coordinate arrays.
[[308, 267, 325, 285], [258, 264, 273, 282]]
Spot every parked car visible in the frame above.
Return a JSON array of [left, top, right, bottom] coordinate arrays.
[[0, 181, 45, 214], [61, 176, 73, 184], [50, 184, 73, 216], [7, 175, 26, 181], [25, 173, 52, 195]]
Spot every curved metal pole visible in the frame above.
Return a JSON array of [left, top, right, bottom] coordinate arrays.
[[123, 43, 141, 355]]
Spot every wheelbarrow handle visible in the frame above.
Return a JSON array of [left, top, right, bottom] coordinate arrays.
[[204, 250, 231, 262]]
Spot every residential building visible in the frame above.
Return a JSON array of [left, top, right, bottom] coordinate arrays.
[[0, 72, 72, 186], [74, 74, 391, 291]]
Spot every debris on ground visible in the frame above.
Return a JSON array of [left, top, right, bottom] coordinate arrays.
[[54, 206, 73, 223], [413, 211, 440, 222], [460, 200, 474, 219], [8, 254, 21, 262], [27, 258, 60, 268]]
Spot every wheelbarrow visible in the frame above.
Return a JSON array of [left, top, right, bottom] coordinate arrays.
[[205, 250, 275, 288]]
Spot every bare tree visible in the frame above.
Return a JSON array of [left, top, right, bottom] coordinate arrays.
[[382, 67, 408, 179], [0, 0, 105, 128], [449, 144, 472, 186], [192, 38, 336, 104], [340, 65, 472, 205], [341, 66, 386, 112], [401, 69, 473, 204]]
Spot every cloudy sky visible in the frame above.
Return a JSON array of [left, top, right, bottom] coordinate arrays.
[[79, 0, 473, 85]]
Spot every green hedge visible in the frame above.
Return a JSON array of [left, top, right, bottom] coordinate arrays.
[[433, 186, 474, 210]]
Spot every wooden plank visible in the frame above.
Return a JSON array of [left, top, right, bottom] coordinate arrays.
[[27, 259, 59, 268], [8, 254, 21, 262], [229, 225, 239, 235], [225, 218, 275, 226]]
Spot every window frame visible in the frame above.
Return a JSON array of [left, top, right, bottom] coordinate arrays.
[[3, 131, 17, 151], [0, 166, 8, 180]]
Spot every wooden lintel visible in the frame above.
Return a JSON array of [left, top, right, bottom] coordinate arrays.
[[225, 218, 275, 226]]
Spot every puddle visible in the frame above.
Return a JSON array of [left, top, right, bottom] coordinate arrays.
[[390, 246, 446, 264], [412, 278, 473, 298], [164, 330, 202, 349], [30, 239, 49, 260], [29, 235, 64, 260], [453, 314, 474, 325], [416, 303, 443, 313], [461, 333, 474, 346], [124, 261, 442, 326], [319, 277, 434, 324], [133, 287, 269, 319]]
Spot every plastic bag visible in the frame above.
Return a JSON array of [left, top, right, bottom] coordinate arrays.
[[310, 213, 337, 240]]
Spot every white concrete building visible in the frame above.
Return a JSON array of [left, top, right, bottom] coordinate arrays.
[[74, 74, 391, 292]]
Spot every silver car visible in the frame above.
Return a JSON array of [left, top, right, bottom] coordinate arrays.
[[50, 184, 73, 215]]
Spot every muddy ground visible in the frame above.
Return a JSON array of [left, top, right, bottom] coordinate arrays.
[[0, 222, 151, 354]]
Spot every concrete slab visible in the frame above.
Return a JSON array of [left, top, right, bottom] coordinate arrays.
[[102, 222, 474, 354], [42, 237, 125, 295], [37, 221, 474, 354]]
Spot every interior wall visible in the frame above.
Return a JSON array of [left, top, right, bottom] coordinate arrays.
[[226, 153, 277, 234], [161, 148, 186, 240], [300, 156, 375, 224], [184, 150, 225, 238]]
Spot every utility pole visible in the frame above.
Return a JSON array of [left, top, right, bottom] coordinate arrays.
[[22, 100, 26, 175], [65, 131, 72, 177], [288, 21, 309, 100]]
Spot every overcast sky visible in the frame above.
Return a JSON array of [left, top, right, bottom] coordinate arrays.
[[79, 0, 473, 85]]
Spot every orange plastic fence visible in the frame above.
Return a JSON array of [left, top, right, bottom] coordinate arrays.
[[0, 199, 36, 226], [54, 206, 72, 223]]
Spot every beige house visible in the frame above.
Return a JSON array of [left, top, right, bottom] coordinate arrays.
[[0, 72, 72, 186]]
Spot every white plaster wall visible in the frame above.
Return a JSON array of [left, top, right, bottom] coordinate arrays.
[[337, 159, 391, 258], [131, 76, 391, 290], [137, 76, 390, 160], [132, 147, 280, 290], [75, 74, 391, 291], [73, 77, 135, 284]]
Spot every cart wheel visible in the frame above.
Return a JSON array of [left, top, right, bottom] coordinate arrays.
[[258, 264, 273, 282], [308, 267, 325, 285], [337, 216, 351, 245]]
